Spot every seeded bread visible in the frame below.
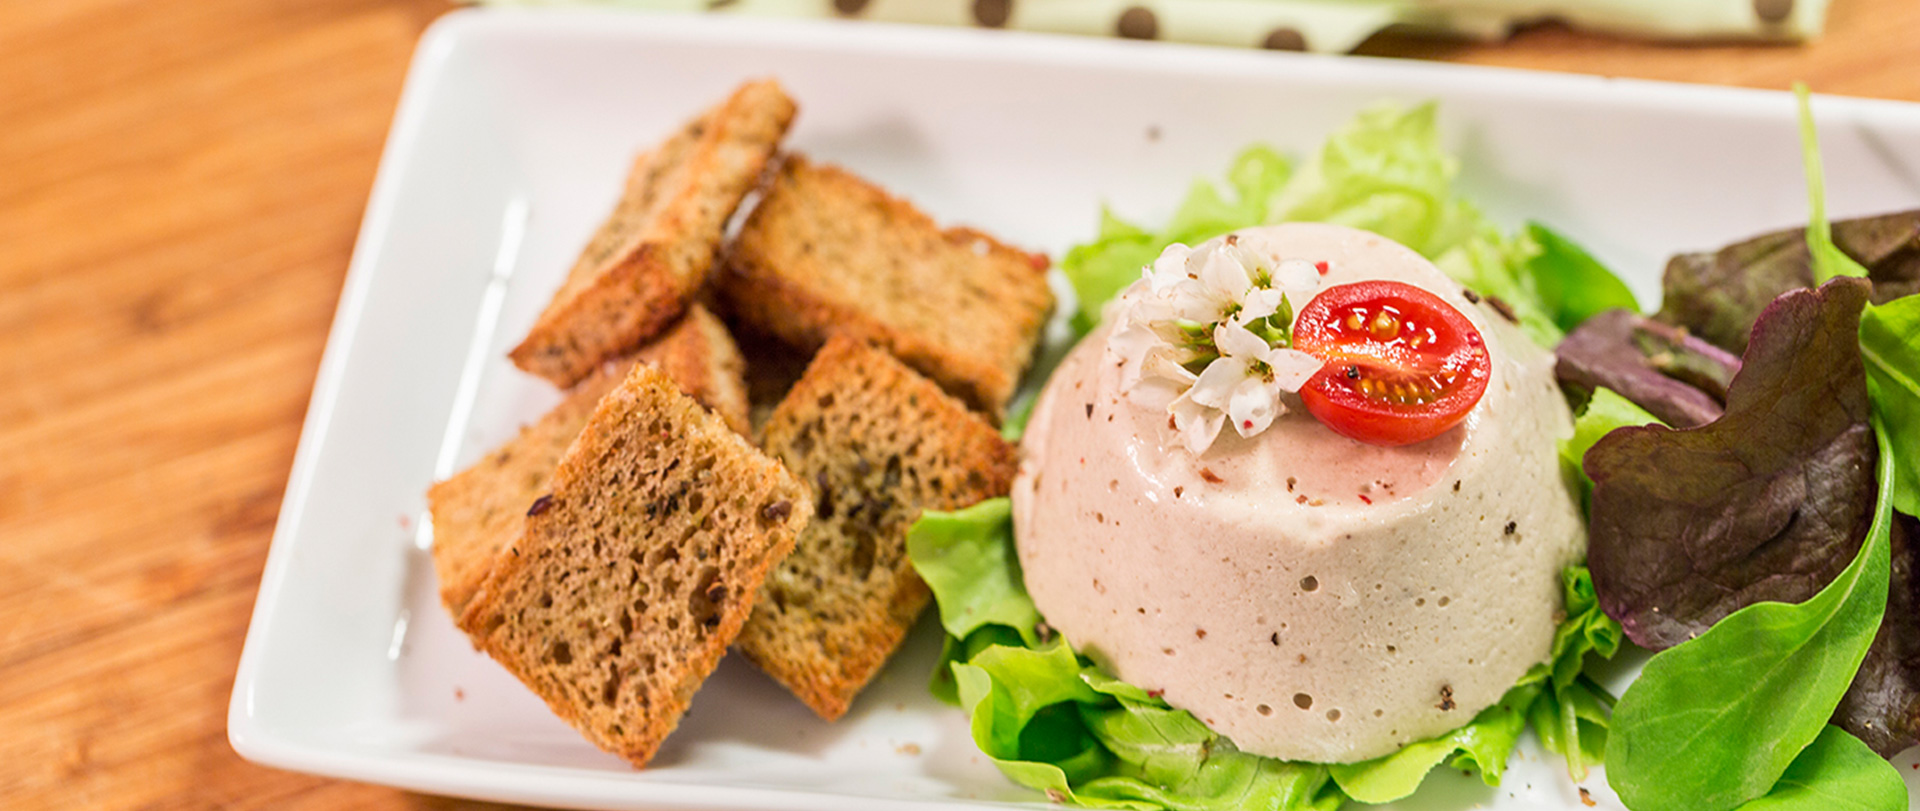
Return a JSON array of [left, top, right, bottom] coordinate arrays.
[[457, 363, 810, 768], [718, 155, 1053, 416], [429, 304, 750, 617], [510, 79, 796, 388], [738, 335, 1016, 719]]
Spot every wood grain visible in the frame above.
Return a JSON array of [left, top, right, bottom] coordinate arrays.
[[0, 1, 1911, 809]]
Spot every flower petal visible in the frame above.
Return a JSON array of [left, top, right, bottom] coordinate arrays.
[[1197, 245, 1253, 303], [1268, 348, 1326, 392], [1214, 320, 1270, 361], [1276, 258, 1320, 290], [1227, 376, 1283, 438], [1162, 280, 1210, 323], [1150, 244, 1194, 291], [1108, 324, 1158, 390], [1121, 345, 1195, 408], [1239, 287, 1285, 323], [1103, 277, 1153, 326], [1228, 242, 1270, 280], [1188, 355, 1248, 409], [1130, 376, 1185, 412], [1170, 390, 1224, 455], [1143, 345, 1199, 381]]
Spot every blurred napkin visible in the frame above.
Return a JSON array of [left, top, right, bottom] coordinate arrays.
[[472, 0, 1833, 53]]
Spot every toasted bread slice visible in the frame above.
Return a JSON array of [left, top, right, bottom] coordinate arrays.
[[430, 304, 750, 616], [719, 155, 1053, 416], [510, 79, 795, 388], [457, 363, 810, 768], [738, 336, 1016, 719], [630, 303, 750, 436]]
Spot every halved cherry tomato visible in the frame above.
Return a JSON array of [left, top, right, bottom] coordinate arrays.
[[1292, 280, 1490, 447]]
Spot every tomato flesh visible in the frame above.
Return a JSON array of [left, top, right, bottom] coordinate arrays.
[[1292, 280, 1491, 447]]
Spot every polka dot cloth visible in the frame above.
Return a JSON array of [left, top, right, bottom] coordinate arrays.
[[477, 0, 1832, 52]]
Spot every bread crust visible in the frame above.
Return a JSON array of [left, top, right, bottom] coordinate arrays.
[[511, 79, 795, 388], [738, 335, 1015, 719]]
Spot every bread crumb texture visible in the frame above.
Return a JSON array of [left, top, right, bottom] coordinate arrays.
[[456, 363, 810, 767], [429, 303, 750, 616], [739, 335, 1015, 719], [721, 154, 1053, 416], [511, 79, 795, 387]]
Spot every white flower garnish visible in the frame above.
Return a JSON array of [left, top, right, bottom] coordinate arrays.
[[1107, 236, 1327, 455], [1191, 321, 1324, 439]]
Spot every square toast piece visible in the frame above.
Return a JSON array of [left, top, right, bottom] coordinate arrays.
[[720, 155, 1053, 416], [456, 362, 809, 768], [510, 79, 795, 388], [429, 304, 750, 616], [738, 335, 1016, 719]]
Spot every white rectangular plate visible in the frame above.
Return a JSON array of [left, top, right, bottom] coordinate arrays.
[[230, 8, 1920, 810]]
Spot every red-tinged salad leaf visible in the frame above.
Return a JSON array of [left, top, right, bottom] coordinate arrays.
[[1651, 90, 1918, 362], [1653, 210, 1920, 354], [1652, 211, 1920, 354], [1840, 294, 1920, 757], [1833, 513, 1920, 756], [1554, 309, 1742, 429], [1587, 279, 1879, 649], [1603, 407, 1898, 811]]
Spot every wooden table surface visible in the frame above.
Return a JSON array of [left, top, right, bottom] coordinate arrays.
[[3, 1, 1915, 808]]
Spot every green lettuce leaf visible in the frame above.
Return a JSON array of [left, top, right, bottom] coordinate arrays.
[[1859, 295, 1920, 517], [1059, 147, 1290, 332], [1261, 103, 1557, 345], [910, 498, 1618, 809], [907, 499, 1040, 644], [1794, 84, 1872, 284], [1525, 222, 1642, 332], [1537, 567, 1623, 781], [1559, 387, 1662, 516], [1060, 103, 1640, 347], [1731, 725, 1909, 811], [1549, 567, 1623, 692], [1530, 678, 1612, 783], [950, 616, 1343, 811], [907, 498, 1042, 704], [1328, 678, 1540, 802]]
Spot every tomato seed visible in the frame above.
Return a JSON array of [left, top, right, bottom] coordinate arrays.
[[1369, 312, 1399, 339]]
